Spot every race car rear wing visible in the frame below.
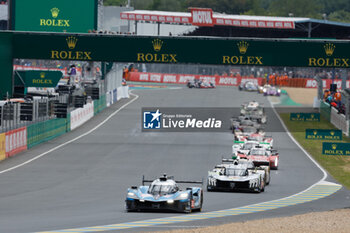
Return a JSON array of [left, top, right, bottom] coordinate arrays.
[[142, 175, 203, 185]]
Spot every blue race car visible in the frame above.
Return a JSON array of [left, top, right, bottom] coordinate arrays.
[[126, 174, 203, 213]]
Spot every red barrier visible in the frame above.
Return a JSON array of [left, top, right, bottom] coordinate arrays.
[[129, 72, 263, 86], [5, 127, 27, 157], [129, 72, 350, 89]]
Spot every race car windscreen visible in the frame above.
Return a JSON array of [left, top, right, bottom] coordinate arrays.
[[250, 149, 268, 156], [226, 168, 247, 176], [149, 184, 178, 195], [243, 143, 257, 150], [242, 127, 256, 133]]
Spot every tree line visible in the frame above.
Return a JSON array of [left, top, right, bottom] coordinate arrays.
[[104, 0, 350, 23]]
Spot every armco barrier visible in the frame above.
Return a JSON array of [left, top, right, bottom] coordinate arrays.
[[27, 119, 68, 149], [71, 102, 95, 131], [5, 127, 27, 157], [93, 95, 106, 115], [0, 133, 6, 161], [320, 101, 331, 121], [330, 107, 349, 136]]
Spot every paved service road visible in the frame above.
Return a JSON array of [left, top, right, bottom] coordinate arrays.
[[0, 86, 348, 233]]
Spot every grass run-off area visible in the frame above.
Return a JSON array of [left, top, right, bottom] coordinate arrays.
[[279, 113, 350, 189]]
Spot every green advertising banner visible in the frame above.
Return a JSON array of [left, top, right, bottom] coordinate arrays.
[[9, 33, 350, 68], [290, 113, 320, 122], [16, 70, 62, 87], [306, 129, 342, 140], [323, 142, 350, 156], [12, 0, 97, 33]]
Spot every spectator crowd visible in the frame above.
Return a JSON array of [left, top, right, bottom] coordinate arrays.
[[324, 89, 346, 114]]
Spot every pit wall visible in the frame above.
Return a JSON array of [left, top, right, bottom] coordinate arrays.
[[320, 101, 349, 137], [128, 72, 350, 89]]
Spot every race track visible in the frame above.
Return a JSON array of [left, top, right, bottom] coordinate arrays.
[[0, 86, 348, 233]]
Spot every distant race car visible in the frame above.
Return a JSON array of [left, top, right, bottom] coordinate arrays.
[[240, 102, 264, 114], [262, 85, 281, 96], [126, 174, 203, 213], [233, 125, 265, 137], [187, 79, 215, 88], [232, 140, 272, 155], [238, 147, 279, 170], [207, 159, 266, 192], [238, 81, 259, 92], [230, 117, 262, 130]]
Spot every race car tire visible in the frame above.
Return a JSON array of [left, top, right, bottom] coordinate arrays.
[[261, 181, 265, 192], [272, 157, 279, 170]]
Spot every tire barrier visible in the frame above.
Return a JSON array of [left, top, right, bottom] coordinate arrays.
[[5, 127, 27, 157], [27, 119, 68, 149], [0, 133, 5, 161], [71, 102, 94, 131]]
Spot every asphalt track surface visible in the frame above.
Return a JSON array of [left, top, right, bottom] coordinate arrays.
[[0, 86, 349, 233]]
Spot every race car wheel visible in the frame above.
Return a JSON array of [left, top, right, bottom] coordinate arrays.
[[273, 157, 279, 170], [261, 180, 265, 192]]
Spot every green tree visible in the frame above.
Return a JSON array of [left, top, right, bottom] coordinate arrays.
[[243, 0, 267, 15], [184, 0, 253, 14], [148, 0, 185, 11], [328, 10, 350, 23], [104, 0, 127, 6], [321, 0, 350, 15], [268, 0, 324, 18]]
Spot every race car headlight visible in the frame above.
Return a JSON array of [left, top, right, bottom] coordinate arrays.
[[127, 192, 137, 199], [167, 200, 174, 204], [179, 193, 189, 200], [258, 110, 263, 115], [241, 109, 246, 114], [263, 88, 267, 92], [277, 89, 281, 93]]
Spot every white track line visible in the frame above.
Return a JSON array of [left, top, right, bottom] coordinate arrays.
[[0, 92, 139, 175], [268, 97, 328, 185]]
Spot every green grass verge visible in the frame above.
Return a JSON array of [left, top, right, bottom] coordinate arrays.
[[280, 113, 350, 189]]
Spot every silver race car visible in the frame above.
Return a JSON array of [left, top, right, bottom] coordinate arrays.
[[207, 159, 267, 193]]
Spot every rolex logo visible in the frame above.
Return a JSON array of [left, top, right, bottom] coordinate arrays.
[[40, 72, 45, 78], [51, 8, 60, 18], [237, 41, 249, 54], [324, 43, 335, 56], [297, 114, 300, 118], [332, 144, 337, 150], [311, 114, 314, 118], [330, 131, 335, 136], [313, 130, 317, 135], [66, 36, 78, 50], [152, 39, 163, 52]]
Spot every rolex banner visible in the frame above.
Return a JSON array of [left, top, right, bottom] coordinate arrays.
[[16, 71, 62, 88], [323, 142, 350, 156], [290, 113, 320, 122], [11, 0, 97, 33], [306, 129, 342, 140]]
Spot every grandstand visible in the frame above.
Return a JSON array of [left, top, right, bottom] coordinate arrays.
[[120, 8, 350, 39]]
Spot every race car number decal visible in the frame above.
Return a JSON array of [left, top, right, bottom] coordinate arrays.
[[208, 177, 217, 186]]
